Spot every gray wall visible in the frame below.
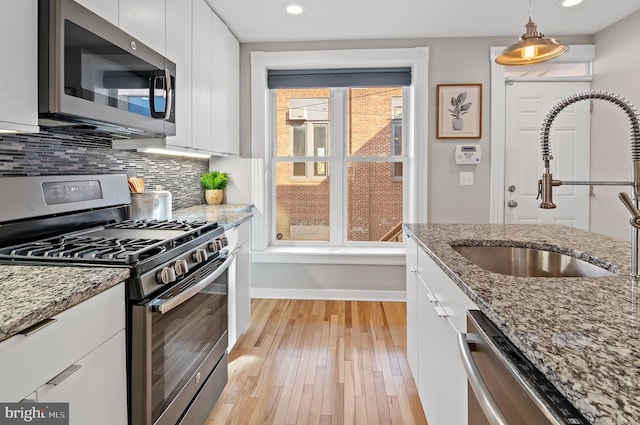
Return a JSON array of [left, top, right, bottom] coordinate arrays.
[[591, 10, 640, 239], [238, 35, 592, 223]]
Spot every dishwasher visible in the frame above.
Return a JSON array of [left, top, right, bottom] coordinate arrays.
[[458, 310, 590, 425]]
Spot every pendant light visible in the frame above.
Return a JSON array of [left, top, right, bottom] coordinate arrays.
[[495, 0, 568, 66]]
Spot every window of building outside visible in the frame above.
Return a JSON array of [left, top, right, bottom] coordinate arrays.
[[273, 87, 405, 244]]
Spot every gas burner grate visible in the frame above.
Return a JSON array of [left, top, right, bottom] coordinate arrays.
[[110, 219, 214, 232], [4, 235, 167, 262]]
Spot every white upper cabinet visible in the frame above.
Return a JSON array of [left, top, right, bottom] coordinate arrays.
[[211, 12, 240, 156], [165, 0, 193, 148], [119, 0, 166, 56], [191, 0, 214, 152], [0, 0, 39, 133], [73, 0, 119, 26]]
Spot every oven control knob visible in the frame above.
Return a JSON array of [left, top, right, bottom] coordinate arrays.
[[174, 259, 189, 276], [208, 240, 220, 253], [221, 236, 228, 247], [157, 267, 176, 284], [192, 248, 208, 264]]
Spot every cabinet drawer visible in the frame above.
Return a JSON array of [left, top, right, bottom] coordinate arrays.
[[0, 283, 125, 402], [37, 330, 127, 425], [226, 221, 250, 252], [417, 248, 476, 332]]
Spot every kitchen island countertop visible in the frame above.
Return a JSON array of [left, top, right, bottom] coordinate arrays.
[[403, 223, 639, 425], [0, 204, 253, 343]]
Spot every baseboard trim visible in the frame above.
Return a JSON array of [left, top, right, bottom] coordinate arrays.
[[250, 288, 406, 302]]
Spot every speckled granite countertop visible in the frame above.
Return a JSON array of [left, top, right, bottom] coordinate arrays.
[[403, 223, 639, 425], [0, 266, 129, 342], [172, 203, 253, 229]]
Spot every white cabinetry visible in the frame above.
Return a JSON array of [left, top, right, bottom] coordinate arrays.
[[165, 0, 193, 148], [191, 0, 214, 152], [0, 284, 127, 425], [211, 13, 240, 156], [227, 220, 251, 349], [119, 0, 166, 55], [73, 0, 118, 26], [404, 234, 418, 378], [0, 0, 39, 133], [191, 1, 240, 155], [406, 241, 477, 425]]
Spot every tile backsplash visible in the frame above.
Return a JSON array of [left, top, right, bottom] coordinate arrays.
[[0, 132, 208, 209]]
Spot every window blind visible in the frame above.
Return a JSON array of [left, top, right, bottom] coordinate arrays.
[[267, 67, 412, 89]]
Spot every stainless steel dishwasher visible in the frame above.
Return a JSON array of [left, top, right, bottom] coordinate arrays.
[[458, 310, 590, 425]]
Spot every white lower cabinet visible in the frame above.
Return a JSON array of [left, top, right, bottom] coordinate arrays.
[[406, 238, 477, 425], [0, 283, 126, 425], [36, 330, 127, 425], [405, 234, 419, 378], [227, 220, 251, 349]]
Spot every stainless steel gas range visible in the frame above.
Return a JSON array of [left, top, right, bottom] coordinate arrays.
[[0, 174, 230, 425]]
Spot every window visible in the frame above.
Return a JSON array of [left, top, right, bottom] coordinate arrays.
[[250, 47, 429, 252], [273, 87, 406, 244]]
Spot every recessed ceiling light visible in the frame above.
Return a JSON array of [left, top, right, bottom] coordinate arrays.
[[285, 3, 305, 15], [558, 0, 584, 7]]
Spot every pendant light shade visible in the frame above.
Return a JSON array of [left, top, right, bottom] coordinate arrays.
[[495, 6, 569, 66]]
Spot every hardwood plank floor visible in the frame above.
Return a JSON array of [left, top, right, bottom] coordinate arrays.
[[205, 299, 427, 425]]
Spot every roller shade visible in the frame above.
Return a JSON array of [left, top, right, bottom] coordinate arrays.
[[267, 67, 412, 88]]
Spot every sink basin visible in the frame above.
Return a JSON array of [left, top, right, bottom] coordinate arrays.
[[451, 245, 614, 278]]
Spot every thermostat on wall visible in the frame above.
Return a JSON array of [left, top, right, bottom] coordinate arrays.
[[455, 145, 481, 164]]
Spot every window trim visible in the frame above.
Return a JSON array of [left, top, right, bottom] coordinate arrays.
[[250, 48, 430, 252]]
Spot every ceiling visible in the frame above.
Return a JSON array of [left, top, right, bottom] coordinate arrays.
[[205, 0, 640, 44]]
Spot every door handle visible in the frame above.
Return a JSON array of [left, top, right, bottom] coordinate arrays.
[[507, 200, 518, 208]]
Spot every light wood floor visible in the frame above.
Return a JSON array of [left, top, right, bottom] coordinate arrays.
[[205, 298, 428, 425]]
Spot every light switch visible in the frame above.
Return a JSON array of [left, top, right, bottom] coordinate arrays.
[[460, 171, 474, 186]]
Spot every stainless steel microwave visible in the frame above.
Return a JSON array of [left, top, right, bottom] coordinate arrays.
[[38, 0, 176, 138]]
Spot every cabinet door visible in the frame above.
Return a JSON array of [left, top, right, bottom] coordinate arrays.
[[119, 0, 166, 55], [227, 220, 251, 349], [405, 234, 419, 379], [191, 0, 213, 151], [416, 274, 444, 425], [165, 0, 193, 148], [73, 0, 118, 25], [211, 12, 240, 155], [37, 331, 127, 425], [0, 0, 39, 133]]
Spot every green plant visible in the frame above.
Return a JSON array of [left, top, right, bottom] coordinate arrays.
[[200, 170, 230, 190], [448, 91, 472, 119]]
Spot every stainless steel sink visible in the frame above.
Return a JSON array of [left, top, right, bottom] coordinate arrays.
[[451, 245, 615, 278]]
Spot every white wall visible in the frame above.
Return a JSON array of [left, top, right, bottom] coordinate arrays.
[[591, 10, 640, 240]]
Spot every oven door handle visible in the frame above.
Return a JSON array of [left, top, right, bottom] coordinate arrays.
[[153, 253, 234, 314]]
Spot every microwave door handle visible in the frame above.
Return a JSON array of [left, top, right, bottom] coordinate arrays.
[[148, 69, 170, 119], [152, 253, 234, 314], [458, 332, 511, 425], [164, 70, 173, 120]]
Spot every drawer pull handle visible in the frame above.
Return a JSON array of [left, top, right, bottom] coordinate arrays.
[[47, 364, 82, 386], [434, 305, 448, 317], [19, 318, 57, 336]]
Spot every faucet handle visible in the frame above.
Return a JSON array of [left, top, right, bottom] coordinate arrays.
[[618, 192, 640, 229]]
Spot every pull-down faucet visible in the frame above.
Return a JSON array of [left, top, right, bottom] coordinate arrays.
[[537, 90, 640, 277]]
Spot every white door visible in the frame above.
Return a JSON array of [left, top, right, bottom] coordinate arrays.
[[504, 81, 591, 229]]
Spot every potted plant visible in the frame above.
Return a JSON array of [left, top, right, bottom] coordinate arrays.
[[200, 170, 230, 205], [448, 91, 472, 131]]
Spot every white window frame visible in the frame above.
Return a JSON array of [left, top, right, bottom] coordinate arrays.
[[250, 48, 430, 254]]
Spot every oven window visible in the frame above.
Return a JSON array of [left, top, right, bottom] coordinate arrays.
[[150, 270, 227, 422]]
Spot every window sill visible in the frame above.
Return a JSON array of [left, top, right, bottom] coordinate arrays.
[[251, 246, 406, 265]]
